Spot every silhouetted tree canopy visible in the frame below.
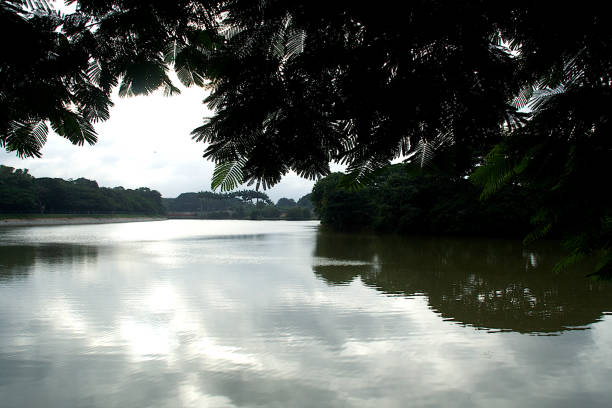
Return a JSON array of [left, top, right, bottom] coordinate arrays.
[[1, 0, 610, 274]]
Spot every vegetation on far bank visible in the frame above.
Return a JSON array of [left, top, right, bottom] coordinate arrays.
[[1, 164, 313, 220], [164, 191, 313, 220], [0, 165, 165, 215]]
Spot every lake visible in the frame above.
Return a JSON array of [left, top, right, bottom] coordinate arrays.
[[0, 220, 611, 407]]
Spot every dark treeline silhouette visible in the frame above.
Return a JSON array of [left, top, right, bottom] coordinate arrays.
[[0, 165, 165, 215], [164, 190, 313, 220], [312, 164, 536, 237]]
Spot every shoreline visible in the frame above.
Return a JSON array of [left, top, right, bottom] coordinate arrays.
[[0, 216, 167, 227]]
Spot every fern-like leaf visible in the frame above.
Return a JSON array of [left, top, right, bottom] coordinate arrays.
[[340, 156, 389, 191], [211, 157, 247, 192], [86, 60, 102, 86], [50, 111, 97, 146], [3, 120, 48, 158], [470, 144, 514, 199]]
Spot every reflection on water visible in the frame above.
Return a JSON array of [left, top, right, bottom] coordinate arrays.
[[0, 244, 98, 281], [313, 232, 611, 333], [0, 220, 611, 408]]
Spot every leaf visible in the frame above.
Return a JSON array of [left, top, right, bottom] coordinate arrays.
[[161, 79, 181, 97], [211, 157, 247, 192], [511, 82, 538, 109], [17, 0, 51, 12], [174, 47, 208, 87], [340, 156, 389, 191], [220, 24, 245, 40], [470, 144, 514, 199], [118, 61, 168, 97], [163, 40, 180, 64], [3, 120, 48, 158], [87, 59, 102, 86], [49, 111, 97, 146], [528, 85, 566, 111], [73, 83, 112, 122], [285, 28, 306, 59]]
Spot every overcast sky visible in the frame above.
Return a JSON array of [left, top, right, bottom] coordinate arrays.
[[0, 78, 327, 202]]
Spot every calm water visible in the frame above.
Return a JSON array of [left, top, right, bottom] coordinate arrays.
[[0, 220, 611, 407]]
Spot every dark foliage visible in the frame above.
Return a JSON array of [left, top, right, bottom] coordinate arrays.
[[0, 165, 165, 214], [276, 197, 296, 208], [164, 189, 312, 220], [312, 165, 535, 237]]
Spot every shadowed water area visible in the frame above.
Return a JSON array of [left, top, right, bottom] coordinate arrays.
[[0, 220, 611, 407]]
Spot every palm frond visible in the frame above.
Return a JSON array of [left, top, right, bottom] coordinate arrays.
[[470, 144, 514, 199], [191, 119, 220, 143], [86, 60, 102, 85], [340, 155, 389, 191], [220, 24, 245, 40], [73, 84, 112, 122], [172, 41, 208, 87], [163, 40, 181, 64], [270, 14, 306, 66], [9, 0, 51, 12], [211, 157, 247, 192], [3, 120, 48, 158], [414, 138, 435, 168], [50, 111, 97, 146], [161, 79, 181, 97], [528, 85, 566, 111], [118, 61, 168, 97], [406, 131, 453, 168], [285, 28, 306, 58], [511, 82, 539, 109], [503, 110, 530, 131], [175, 63, 206, 88]]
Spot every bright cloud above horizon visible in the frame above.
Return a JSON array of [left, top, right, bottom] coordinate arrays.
[[0, 79, 321, 202]]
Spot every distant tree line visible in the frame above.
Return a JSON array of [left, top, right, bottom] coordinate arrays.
[[311, 165, 537, 237], [164, 191, 313, 220], [0, 165, 165, 215]]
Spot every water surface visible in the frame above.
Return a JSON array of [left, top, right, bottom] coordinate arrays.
[[0, 220, 611, 407]]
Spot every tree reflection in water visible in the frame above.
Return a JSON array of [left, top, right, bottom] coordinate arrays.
[[0, 244, 98, 282], [312, 231, 612, 334]]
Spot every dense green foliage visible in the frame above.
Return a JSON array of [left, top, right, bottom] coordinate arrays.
[[312, 166, 535, 237], [0, 165, 165, 214], [296, 194, 313, 209], [276, 198, 296, 208], [164, 189, 312, 220]]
